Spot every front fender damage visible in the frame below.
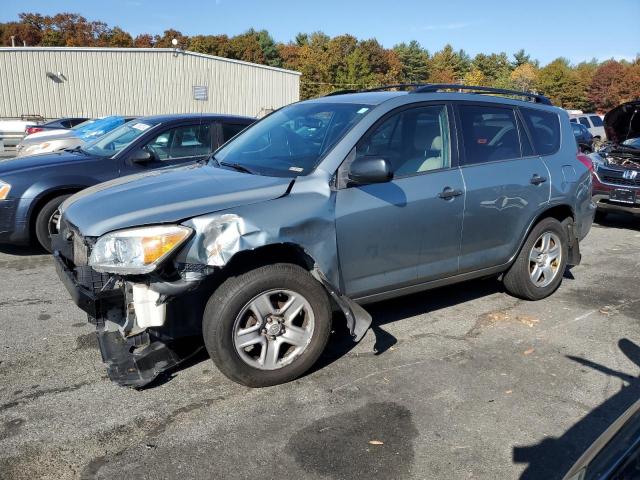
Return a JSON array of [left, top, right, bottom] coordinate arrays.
[[178, 176, 372, 341]]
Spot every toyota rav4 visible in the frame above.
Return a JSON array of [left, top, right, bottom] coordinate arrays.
[[52, 84, 595, 388]]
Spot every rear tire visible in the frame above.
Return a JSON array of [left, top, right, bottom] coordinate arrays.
[[503, 217, 568, 300], [202, 263, 332, 387], [34, 194, 71, 253]]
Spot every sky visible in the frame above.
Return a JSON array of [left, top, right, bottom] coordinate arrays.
[[2, 0, 639, 65]]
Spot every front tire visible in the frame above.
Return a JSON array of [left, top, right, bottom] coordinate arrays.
[[203, 263, 332, 387], [34, 194, 71, 253], [503, 217, 568, 300]]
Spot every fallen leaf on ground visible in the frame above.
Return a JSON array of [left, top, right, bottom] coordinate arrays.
[[523, 348, 535, 355]]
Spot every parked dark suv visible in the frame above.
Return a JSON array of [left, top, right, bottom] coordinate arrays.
[[0, 114, 254, 251], [52, 85, 595, 388]]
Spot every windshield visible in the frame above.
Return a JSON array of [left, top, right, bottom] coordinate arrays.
[[622, 138, 640, 149], [73, 116, 125, 141], [83, 121, 156, 157], [214, 102, 372, 176]]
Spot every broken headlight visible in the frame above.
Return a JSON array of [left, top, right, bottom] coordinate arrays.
[[0, 179, 10, 200], [89, 225, 192, 274]]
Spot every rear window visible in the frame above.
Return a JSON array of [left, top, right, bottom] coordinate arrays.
[[521, 108, 561, 156], [458, 105, 523, 165], [590, 115, 604, 127]]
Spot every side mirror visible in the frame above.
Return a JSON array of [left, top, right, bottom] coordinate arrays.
[[348, 157, 393, 185], [129, 148, 154, 164]]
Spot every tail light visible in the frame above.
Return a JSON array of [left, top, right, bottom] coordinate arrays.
[[577, 152, 593, 171], [25, 126, 43, 135]]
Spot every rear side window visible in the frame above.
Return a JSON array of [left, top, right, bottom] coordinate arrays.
[[222, 123, 247, 143], [458, 105, 522, 165], [569, 118, 577, 123], [579, 117, 591, 128], [590, 115, 604, 127], [521, 108, 561, 156]]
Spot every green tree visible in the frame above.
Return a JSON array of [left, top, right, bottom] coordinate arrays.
[[393, 40, 430, 83], [188, 35, 232, 57], [154, 29, 189, 48], [430, 44, 468, 83]]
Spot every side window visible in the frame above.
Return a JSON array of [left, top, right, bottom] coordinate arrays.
[[60, 120, 72, 128], [458, 104, 521, 165], [521, 108, 561, 156], [569, 118, 577, 123], [571, 124, 581, 135], [356, 105, 450, 177], [143, 124, 213, 161], [579, 117, 591, 128], [590, 115, 604, 127], [222, 123, 248, 143]]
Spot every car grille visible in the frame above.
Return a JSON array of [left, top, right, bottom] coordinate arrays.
[[57, 217, 112, 294], [601, 175, 640, 187]]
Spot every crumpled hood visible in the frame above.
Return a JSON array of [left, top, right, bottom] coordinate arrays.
[[61, 163, 293, 237], [0, 150, 87, 175], [604, 100, 640, 144]]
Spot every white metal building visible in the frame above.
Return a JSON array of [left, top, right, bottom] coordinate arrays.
[[0, 47, 301, 119]]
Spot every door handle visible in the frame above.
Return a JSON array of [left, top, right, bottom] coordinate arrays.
[[438, 187, 464, 200], [530, 174, 547, 185]]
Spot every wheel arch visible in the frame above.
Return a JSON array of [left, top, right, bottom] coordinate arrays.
[[28, 186, 85, 237], [509, 203, 577, 267]]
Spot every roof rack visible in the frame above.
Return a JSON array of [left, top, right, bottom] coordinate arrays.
[[410, 84, 552, 105], [324, 83, 425, 97], [325, 83, 552, 105]]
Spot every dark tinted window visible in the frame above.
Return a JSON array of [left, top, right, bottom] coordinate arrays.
[[222, 123, 247, 143], [590, 115, 604, 127], [579, 117, 591, 128], [356, 105, 450, 177], [521, 108, 561, 156], [60, 120, 72, 128], [458, 105, 521, 164], [570, 118, 577, 123], [571, 124, 582, 135]]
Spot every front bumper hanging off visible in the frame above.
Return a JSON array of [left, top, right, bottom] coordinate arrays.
[[53, 243, 204, 388]]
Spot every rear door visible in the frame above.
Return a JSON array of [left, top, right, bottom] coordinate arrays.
[[455, 102, 550, 272], [335, 103, 465, 298]]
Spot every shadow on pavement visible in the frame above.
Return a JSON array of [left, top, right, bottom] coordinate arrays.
[[513, 338, 640, 479], [0, 243, 46, 256], [314, 276, 504, 372]]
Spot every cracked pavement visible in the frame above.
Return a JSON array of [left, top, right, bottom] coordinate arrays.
[[1, 214, 639, 479]]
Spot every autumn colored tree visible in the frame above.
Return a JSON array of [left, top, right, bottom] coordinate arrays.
[[510, 63, 537, 92], [133, 34, 154, 48], [589, 60, 626, 112], [188, 34, 232, 57], [154, 29, 189, 48]]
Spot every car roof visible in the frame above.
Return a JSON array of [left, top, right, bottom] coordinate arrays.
[[135, 113, 255, 124], [305, 90, 559, 111]]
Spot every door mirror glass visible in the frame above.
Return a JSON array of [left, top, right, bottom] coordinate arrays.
[[129, 148, 154, 164], [348, 157, 393, 185]]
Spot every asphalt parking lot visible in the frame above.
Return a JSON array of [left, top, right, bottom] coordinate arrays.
[[0, 214, 639, 480]]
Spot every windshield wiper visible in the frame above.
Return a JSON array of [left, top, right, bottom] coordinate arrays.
[[64, 145, 89, 155], [218, 161, 257, 175]]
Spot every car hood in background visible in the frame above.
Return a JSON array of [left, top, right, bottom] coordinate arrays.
[[0, 150, 97, 175], [20, 130, 77, 146], [604, 100, 640, 144], [61, 163, 293, 237]]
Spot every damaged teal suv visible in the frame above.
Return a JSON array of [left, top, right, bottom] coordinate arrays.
[[53, 85, 595, 388]]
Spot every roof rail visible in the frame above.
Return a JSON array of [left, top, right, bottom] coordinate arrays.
[[324, 83, 424, 97], [411, 84, 552, 105]]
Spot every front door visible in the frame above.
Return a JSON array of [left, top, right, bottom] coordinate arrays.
[[335, 104, 465, 298], [455, 102, 550, 272], [122, 122, 215, 175]]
